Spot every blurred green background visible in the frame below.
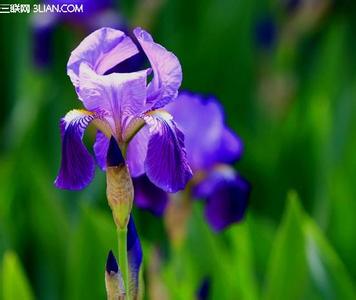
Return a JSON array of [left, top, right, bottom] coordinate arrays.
[[1, 0, 356, 299]]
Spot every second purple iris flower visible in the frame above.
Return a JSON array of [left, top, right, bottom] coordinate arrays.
[[134, 92, 251, 231]]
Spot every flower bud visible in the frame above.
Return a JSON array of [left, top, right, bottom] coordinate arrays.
[[106, 137, 134, 229], [105, 250, 125, 300]]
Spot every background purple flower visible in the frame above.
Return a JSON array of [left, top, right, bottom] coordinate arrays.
[[194, 166, 250, 231], [133, 175, 168, 216], [134, 92, 250, 231], [166, 92, 244, 170]]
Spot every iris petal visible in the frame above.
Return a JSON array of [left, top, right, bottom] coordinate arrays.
[[67, 27, 139, 96], [125, 126, 149, 177], [194, 166, 250, 231], [214, 128, 244, 164], [133, 27, 182, 109], [144, 110, 192, 193], [78, 64, 148, 131], [166, 92, 224, 170], [93, 130, 109, 170], [55, 109, 103, 190], [166, 92, 244, 169], [133, 175, 168, 216]]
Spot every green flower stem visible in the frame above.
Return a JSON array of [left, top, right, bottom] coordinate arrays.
[[117, 228, 130, 300]]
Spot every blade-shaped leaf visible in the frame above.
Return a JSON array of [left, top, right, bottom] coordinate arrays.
[[1, 251, 34, 300], [304, 217, 356, 299], [263, 191, 356, 300], [263, 191, 308, 300]]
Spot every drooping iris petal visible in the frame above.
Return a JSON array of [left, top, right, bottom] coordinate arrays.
[[134, 27, 182, 109], [127, 215, 143, 299], [93, 130, 109, 170], [67, 27, 139, 95], [144, 110, 192, 193], [55, 109, 103, 190], [133, 175, 168, 216], [125, 126, 149, 177], [194, 166, 250, 231], [78, 64, 148, 131]]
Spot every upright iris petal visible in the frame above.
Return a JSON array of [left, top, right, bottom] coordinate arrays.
[[211, 128, 244, 165], [67, 27, 139, 96], [77, 64, 148, 121], [166, 92, 243, 170], [134, 27, 182, 109]]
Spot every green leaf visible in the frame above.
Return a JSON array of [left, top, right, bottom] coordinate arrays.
[[263, 191, 356, 300], [304, 217, 356, 299], [1, 251, 34, 300], [263, 191, 308, 300], [227, 217, 260, 300]]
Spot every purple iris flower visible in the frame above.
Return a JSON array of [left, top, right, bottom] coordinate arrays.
[[134, 92, 250, 231], [54, 27, 192, 194]]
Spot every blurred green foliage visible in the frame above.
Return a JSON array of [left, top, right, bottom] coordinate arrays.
[[1, 251, 34, 300], [1, 0, 356, 299]]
